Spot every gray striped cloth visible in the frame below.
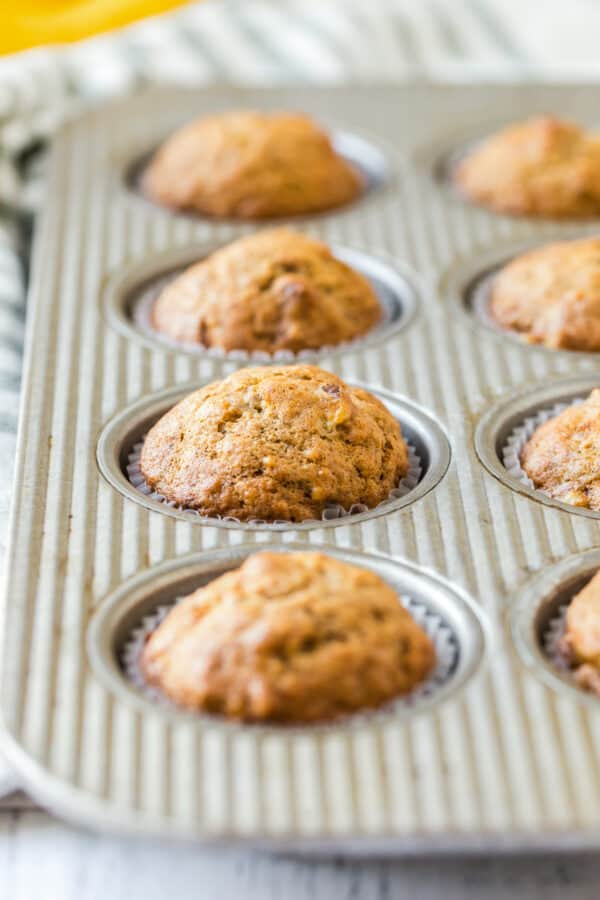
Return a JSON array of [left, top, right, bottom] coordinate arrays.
[[1, 0, 600, 561]]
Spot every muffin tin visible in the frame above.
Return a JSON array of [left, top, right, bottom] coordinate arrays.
[[2, 84, 600, 852]]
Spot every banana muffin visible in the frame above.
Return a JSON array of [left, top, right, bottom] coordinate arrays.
[[140, 550, 436, 722], [520, 389, 600, 510], [139, 365, 408, 522], [454, 116, 600, 219], [564, 569, 600, 696], [142, 110, 363, 219], [490, 238, 600, 351], [151, 228, 382, 352]]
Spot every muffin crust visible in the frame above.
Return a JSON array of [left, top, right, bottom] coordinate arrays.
[[520, 389, 600, 510], [565, 569, 600, 696], [151, 228, 382, 352], [490, 238, 600, 351], [141, 551, 436, 722], [139, 365, 408, 522], [142, 110, 363, 219], [454, 116, 600, 219]]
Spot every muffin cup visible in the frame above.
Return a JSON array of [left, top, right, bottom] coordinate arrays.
[[468, 264, 600, 354], [122, 243, 413, 364], [543, 601, 600, 696], [467, 265, 535, 344], [501, 398, 585, 493], [126, 438, 423, 527], [121, 594, 459, 721], [125, 127, 391, 224]]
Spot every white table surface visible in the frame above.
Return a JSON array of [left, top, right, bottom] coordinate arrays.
[[0, 808, 598, 900]]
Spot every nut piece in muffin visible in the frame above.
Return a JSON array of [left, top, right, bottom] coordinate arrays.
[[142, 110, 363, 219], [490, 238, 600, 351], [520, 389, 600, 510], [141, 551, 436, 722], [139, 365, 408, 522], [454, 116, 600, 219], [151, 228, 382, 353], [564, 569, 600, 696]]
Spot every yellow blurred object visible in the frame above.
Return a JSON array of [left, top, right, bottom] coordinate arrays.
[[0, 0, 191, 54]]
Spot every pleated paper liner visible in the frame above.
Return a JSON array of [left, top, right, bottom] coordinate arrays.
[[502, 398, 585, 494], [127, 438, 423, 528]]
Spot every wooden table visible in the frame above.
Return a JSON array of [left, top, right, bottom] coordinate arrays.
[[1, 805, 599, 899]]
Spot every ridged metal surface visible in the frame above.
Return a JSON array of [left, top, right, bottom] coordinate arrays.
[[1, 84, 600, 850]]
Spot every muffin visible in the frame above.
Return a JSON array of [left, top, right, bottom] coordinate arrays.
[[520, 389, 600, 510], [490, 238, 600, 351], [151, 228, 382, 353], [454, 116, 600, 219], [142, 110, 363, 219], [564, 569, 600, 695], [140, 551, 436, 722], [139, 365, 408, 522]]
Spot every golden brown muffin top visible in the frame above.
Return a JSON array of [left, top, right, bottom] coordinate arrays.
[[490, 237, 600, 351], [151, 228, 382, 353], [142, 110, 363, 219], [454, 116, 600, 219], [141, 551, 436, 722], [139, 364, 408, 522], [520, 389, 600, 510]]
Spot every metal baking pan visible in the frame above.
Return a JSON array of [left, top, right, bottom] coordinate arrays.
[[1, 84, 600, 853]]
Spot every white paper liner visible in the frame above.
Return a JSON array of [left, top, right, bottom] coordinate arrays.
[[501, 397, 586, 493], [127, 436, 423, 528], [131, 271, 400, 363], [121, 594, 459, 718]]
